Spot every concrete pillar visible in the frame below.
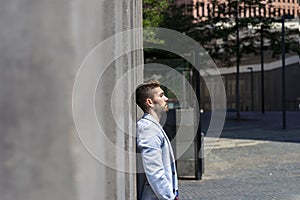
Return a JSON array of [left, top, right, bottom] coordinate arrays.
[[0, 0, 143, 200]]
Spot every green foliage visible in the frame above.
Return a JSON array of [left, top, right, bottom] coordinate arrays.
[[143, 0, 298, 65], [143, 0, 170, 27], [189, 0, 279, 66], [161, 3, 196, 33], [143, 0, 197, 59]]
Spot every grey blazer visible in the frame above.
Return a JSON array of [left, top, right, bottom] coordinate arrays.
[[137, 113, 178, 200]]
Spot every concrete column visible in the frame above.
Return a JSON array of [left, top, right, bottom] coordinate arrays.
[[0, 0, 143, 200]]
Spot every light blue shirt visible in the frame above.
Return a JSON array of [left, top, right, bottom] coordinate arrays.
[[137, 113, 178, 200]]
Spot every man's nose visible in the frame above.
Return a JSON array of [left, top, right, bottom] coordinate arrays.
[[164, 95, 168, 101]]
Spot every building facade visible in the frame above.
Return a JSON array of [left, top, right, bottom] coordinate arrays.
[[174, 0, 300, 112], [200, 55, 300, 112], [177, 0, 300, 19]]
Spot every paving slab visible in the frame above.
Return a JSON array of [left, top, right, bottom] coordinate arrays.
[[179, 112, 300, 200]]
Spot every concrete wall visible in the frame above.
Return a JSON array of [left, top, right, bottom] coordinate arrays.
[[265, 63, 300, 111], [201, 62, 300, 112], [0, 0, 143, 200]]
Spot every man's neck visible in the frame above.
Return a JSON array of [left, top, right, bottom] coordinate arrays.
[[147, 110, 160, 123]]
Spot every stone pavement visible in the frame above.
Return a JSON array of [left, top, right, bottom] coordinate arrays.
[[179, 112, 300, 200]]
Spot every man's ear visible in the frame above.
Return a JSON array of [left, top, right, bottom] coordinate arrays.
[[146, 98, 154, 108]]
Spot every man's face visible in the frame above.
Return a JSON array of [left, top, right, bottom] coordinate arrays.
[[151, 87, 169, 113]]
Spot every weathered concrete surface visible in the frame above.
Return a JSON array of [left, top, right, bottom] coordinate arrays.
[[0, 0, 142, 200]]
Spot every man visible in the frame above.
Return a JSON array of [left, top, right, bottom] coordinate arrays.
[[136, 80, 179, 200]]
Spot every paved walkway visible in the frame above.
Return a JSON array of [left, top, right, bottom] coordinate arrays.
[[179, 112, 300, 200]]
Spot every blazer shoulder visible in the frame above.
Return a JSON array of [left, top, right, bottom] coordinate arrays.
[[137, 117, 160, 131], [137, 117, 163, 140]]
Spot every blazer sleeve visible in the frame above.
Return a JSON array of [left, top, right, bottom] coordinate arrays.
[[137, 126, 175, 200]]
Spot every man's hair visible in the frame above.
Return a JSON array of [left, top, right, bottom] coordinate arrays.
[[136, 80, 160, 112]]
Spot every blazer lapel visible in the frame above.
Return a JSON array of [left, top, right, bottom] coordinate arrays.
[[143, 114, 176, 161]]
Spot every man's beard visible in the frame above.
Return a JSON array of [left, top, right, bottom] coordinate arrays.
[[154, 103, 169, 126], [154, 104, 168, 126]]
